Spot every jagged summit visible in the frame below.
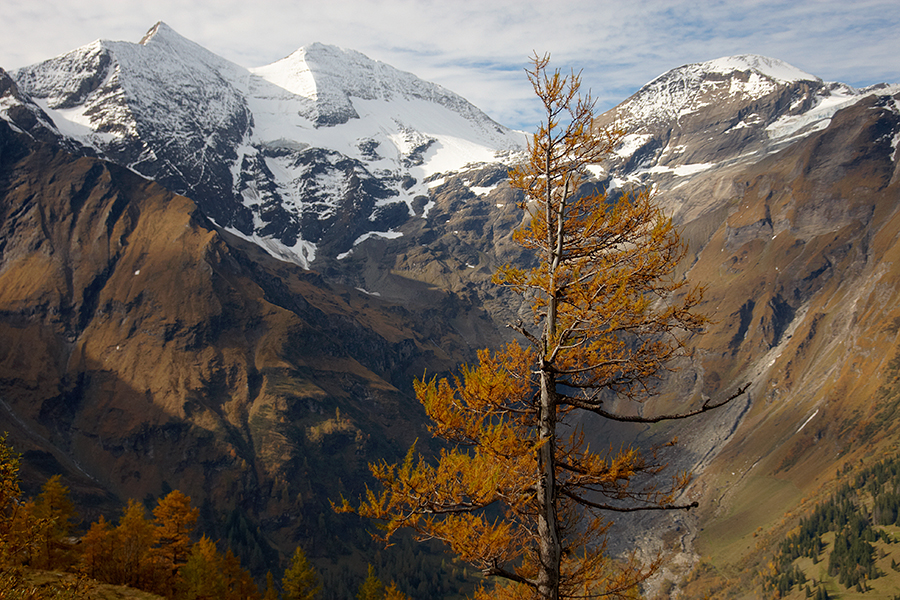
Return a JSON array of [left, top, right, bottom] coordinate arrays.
[[130, 21, 246, 76], [138, 20, 166, 45]]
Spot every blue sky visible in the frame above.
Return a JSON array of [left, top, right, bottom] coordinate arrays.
[[1, 0, 898, 131]]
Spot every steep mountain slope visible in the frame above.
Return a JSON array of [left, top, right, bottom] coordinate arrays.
[[588, 57, 900, 591], [0, 118, 508, 582], [677, 91, 900, 583]]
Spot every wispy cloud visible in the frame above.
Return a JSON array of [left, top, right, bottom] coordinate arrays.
[[1, 0, 897, 130]]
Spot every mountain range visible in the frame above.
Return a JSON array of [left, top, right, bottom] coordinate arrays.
[[6, 22, 523, 268], [2, 21, 900, 596]]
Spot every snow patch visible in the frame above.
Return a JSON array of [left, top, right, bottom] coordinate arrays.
[[765, 84, 859, 141], [796, 409, 819, 433], [729, 113, 762, 131], [892, 97, 900, 161], [352, 229, 403, 246], [615, 133, 652, 158], [468, 183, 499, 196], [337, 229, 403, 259], [645, 162, 716, 177], [29, 97, 124, 149], [222, 225, 317, 269]]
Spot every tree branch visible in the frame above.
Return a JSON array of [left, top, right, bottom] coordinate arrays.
[[563, 383, 750, 423], [482, 563, 538, 588], [508, 320, 541, 349], [560, 488, 698, 513]]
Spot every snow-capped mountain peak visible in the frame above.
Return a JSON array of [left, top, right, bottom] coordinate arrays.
[[703, 54, 820, 84], [137, 20, 166, 45], [6, 23, 524, 268], [249, 41, 518, 138], [252, 42, 438, 120], [595, 53, 899, 209], [614, 54, 826, 128]]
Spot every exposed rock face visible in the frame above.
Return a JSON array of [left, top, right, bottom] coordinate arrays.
[[685, 90, 900, 486]]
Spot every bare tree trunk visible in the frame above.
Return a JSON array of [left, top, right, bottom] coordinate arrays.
[[536, 368, 560, 600], [536, 101, 564, 598]]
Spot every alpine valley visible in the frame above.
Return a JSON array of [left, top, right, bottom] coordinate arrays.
[[2, 21, 900, 598]]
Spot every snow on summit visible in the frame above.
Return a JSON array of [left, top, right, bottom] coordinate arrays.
[[7, 22, 525, 268], [247, 41, 524, 180], [11, 24, 890, 272], [704, 55, 819, 83], [591, 52, 900, 217], [614, 54, 825, 126]]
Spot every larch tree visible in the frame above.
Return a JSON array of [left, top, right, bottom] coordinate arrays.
[[0, 433, 28, 566], [0, 434, 18, 525], [177, 535, 228, 600], [116, 498, 156, 588], [222, 548, 263, 600], [32, 474, 78, 569], [79, 514, 115, 581], [176, 534, 262, 600], [152, 489, 199, 595], [340, 54, 747, 600]]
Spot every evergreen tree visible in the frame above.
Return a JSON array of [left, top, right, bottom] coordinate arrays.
[[384, 581, 412, 600], [283, 546, 321, 600], [178, 535, 227, 600], [264, 571, 280, 600], [356, 564, 384, 600]]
